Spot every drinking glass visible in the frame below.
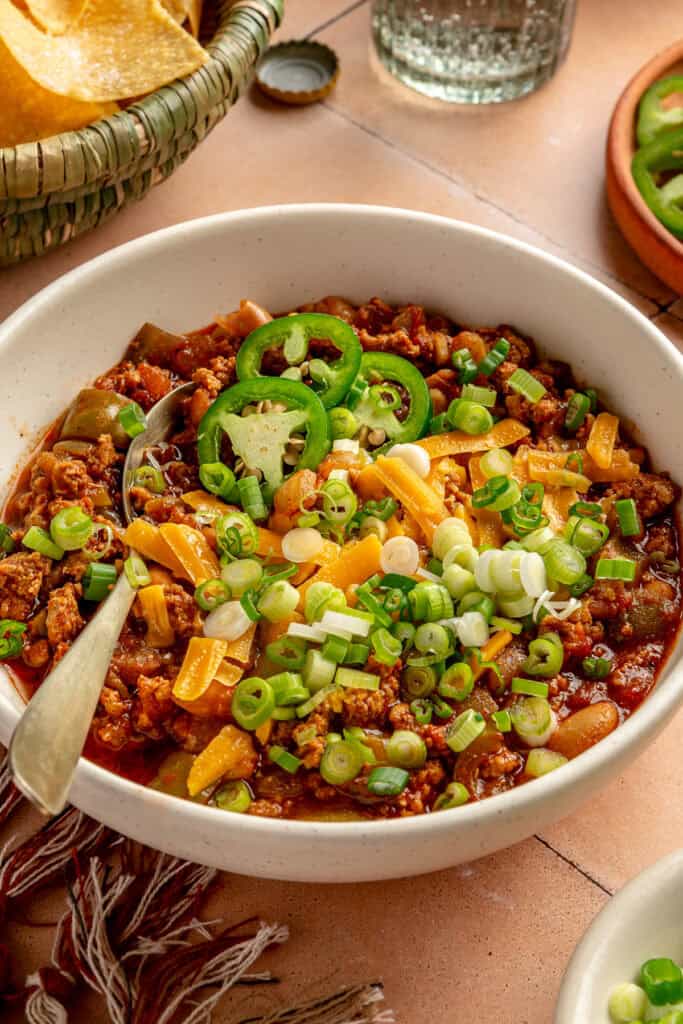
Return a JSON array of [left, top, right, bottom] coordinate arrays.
[[371, 0, 577, 104]]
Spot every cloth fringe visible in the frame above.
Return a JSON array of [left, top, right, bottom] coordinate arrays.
[[0, 759, 23, 827], [240, 984, 395, 1024]]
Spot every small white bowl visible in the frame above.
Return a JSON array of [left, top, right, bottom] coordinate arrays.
[[2, 205, 683, 882], [555, 849, 683, 1024]]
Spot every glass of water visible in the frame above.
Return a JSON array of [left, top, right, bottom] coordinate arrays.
[[371, 0, 577, 104]]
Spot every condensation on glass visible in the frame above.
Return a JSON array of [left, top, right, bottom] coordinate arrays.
[[372, 0, 577, 103]]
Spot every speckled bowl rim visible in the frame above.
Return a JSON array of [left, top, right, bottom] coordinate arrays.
[[1, 205, 683, 855]]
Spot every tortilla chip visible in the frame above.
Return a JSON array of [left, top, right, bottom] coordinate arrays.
[[161, 0, 202, 36], [0, 0, 208, 103], [21, 0, 86, 33], [0, 35, 117, 147]]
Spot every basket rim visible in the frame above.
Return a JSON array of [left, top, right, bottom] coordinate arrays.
[[0, 0, 282, 199]]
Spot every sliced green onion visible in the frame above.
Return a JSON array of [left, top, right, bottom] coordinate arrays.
[[490, 615, 523, 635], [447, 399, 494, 436], [272, 707, 297, 721], [582, 655, 612, 679], [302, 649, 337, 693], [215, 780, 252, 812], [199, 462, 236, 500], [83, 562, 117, 601], [461, 384, 497, 407], [359, 516, 387, 541], [267, 671, 309, 706], [402, 664, 437, 699], [457, 592, 495, 622], [522, 634, 564, 677], [49, 506, 93, 551], [386, 730, 427, 769], [295, 683, 338, 718], [336, 666, 380, 691], [446, 709, 486, 753], [23, 525, 64, 560], [124, 552, 151, 590], [508, 368, 546, 404], [237, 475, 267, 521], [543, 539, 587, 585], [430, 412, 449, 435], [298, 511, 322, 529], [585, 388, 598, 412], [521, 525, 556, 553], [370, 627, 402, 666], [452, 348, 478, 384], [595, 558, 636, 582], [526, 748, 568, 777], [345, 376, 369, 410], [569, 574, 593, 598], [132, 465, 166, 493], [569, 501, 601, 519], [432, 517, 472, 560], [257, 580, 299, 623], [607, 982, 648, 1024], [641, 958, 683, 1007], [442, 564, 477, 601], [510, 696, 555, 746], [320, 739, 364, 784], [330, 407, 359, 440], [266, 635, 307, 670], [221, 558, 263, 597], [511, 677, 549, 698], [367, 766, 410, 796], [304, 581, 347, 623], [268, 745, 302, 774], [414, 623, 450, 658], [195, 577, 231, 612], [321, 478, 357, 526], [480, 448, 513, 479], [615, 498, 642, 538], [432, 695, 455, 719], [321, 635, 349, 664], [408, 582, 454, 622], [564, 392, 591, 431], [232, 677, 275, 730], [0, 619, 26, 660], [438, 662, 473, 702], [82, 522, 115, 562], [356, 585, 392, 627], [215, 512, 259, 560], [411, 698, 433, 725], [433, 781, 470, 811], [472, 476, 521, 512], [491, 709, 512, 732], [569, 518, 609, 556], [477, 339, 510, 377], [117, 401, 146, 438], [240, 589, 262, 622], [342, 642, 371, 665], [363, 498, 398, 522], [442, 543, 478, 574], [0, 524, 15, 556]]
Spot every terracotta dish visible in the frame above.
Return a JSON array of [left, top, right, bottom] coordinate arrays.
[[606, 40, 683, 294]]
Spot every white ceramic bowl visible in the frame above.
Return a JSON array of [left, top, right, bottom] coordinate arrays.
[[2, 205, 683, 883], [555, 849, 683, 1023]]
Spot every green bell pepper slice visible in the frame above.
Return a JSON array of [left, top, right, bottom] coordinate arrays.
[[632, 127, 683, 239], [637, 75, 683, 147], [348, 352, 432, 445], [197, 378, 330, 493], [235, 313, 362, 410]]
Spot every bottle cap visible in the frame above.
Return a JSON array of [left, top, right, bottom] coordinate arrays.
[[256, 40, 339, 105]]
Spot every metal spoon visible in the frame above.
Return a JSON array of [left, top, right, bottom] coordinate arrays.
[[9, 382, 195, 815]]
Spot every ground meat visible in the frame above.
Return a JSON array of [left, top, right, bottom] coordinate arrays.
[[541, 607, 605, 661], [46, 583, 84, 648], [391, 760, 446, 816], [609, 643, 663, 710], [455, 732, 523, 798], [95, 361, 172, 410], [482, 325, 534, 368], [111, 641, 163, 686], [247, 799, 285, 818], [166, 714, 223, 753], [191, 366, 223, 400], [164, 583, 201, 638], [606, 473, 677, 520], [22, 638, 50, 669], [143, 495, 198, 527], [0, 551, 50, 620], [644, 521, 678, 560], [585, 581, 631, 623], [133, 676, 175, 738], [479, 747, 523, 780], [341, 656, 400, 728]]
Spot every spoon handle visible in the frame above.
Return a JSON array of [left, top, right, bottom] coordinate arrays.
[[9, 573, 136, 816]]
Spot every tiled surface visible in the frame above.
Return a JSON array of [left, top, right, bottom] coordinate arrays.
[[3, 1, 683, 1021]]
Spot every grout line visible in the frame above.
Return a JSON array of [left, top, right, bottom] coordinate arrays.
[[319, 101, 667, 309], [306, 0, 368, 40], [534, 835, 613, 897]]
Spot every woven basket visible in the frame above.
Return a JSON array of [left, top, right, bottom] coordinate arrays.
[[0, 0, 282, 266]]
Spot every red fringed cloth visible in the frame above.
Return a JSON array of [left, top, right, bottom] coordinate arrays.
[[0, 750, 393, 1024]]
